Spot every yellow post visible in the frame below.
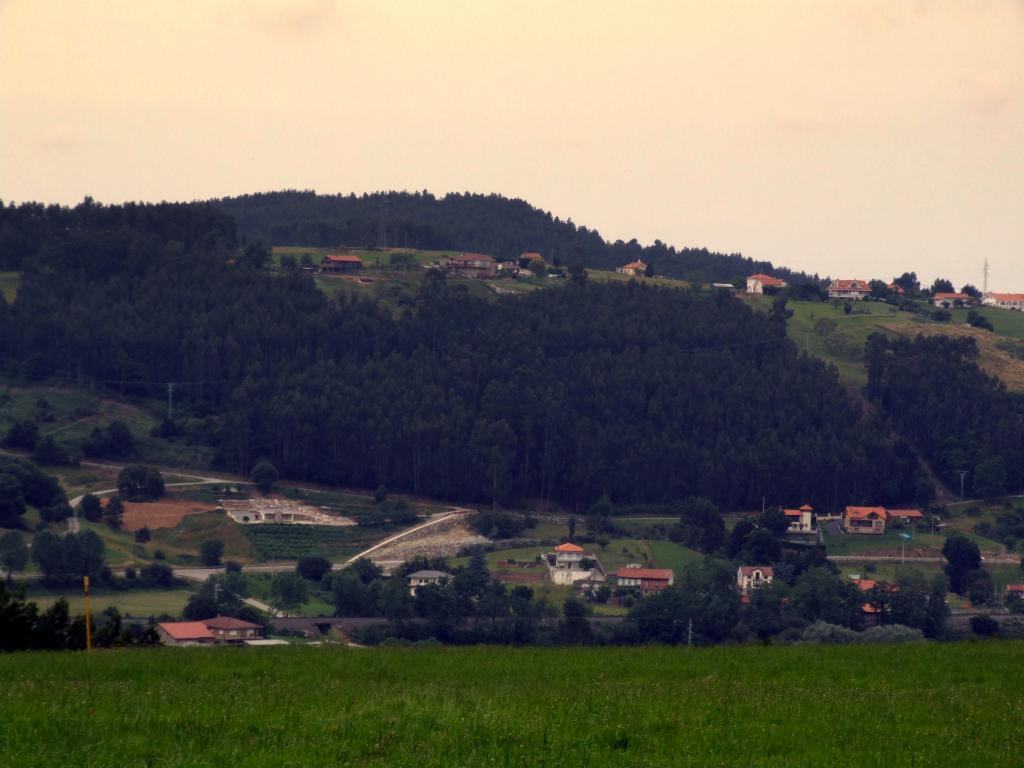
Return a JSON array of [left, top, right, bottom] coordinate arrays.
[[83, 575, 92, 652]]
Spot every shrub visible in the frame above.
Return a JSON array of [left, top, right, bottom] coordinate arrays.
[[970, 615, 999, 637], [117, 465, 165, 502], [199, 538, 225, 567], [249, 459, 279, 493]]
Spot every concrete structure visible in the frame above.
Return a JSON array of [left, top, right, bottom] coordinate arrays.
[[156, 621, 217, 647], [407, 569, 451, 596], [827, 279, 872, 300], [737, 566, 774, 592], [783, 504, 815, 533], [746, 273, 787, 294], [932, 292, 973, 308], [983, 292, 1024, 311], [203, 616, 263, 643], [320, 254, 364, 273], [547, 542, 605, 586], [615, 567, 673, 594], [446, 253, 497, 278], [616, 260, 648, 277], [844, 506, 888, 535]]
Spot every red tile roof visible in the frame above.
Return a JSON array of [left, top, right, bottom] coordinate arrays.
[[554, 542, 584, 553], [615, 568, 673, 580], [748, 273, 785, 286], [520, 252, 543, 261], [990, 293, 1024, 302], [622, 260, 647, 270], [739, 566, 774, 578], [323, 254, 363, 263], [888, 508, 923, 520], [933, 292, 971, 301], [845, 506, 888, 521], [454, 252, 496, 263], [829, 279, 871, 291], [203, 616, 262, 631], [1006, 584, 1024, 593], [157, 622, 216, 641], [887, 283, 905, 294]]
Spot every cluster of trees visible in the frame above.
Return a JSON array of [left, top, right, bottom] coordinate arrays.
[[0, 456, 68, 528], [866, 334, 1024, 497], [215, 191, 811, 284]]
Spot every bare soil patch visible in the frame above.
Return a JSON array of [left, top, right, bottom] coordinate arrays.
[[119, 499, 217, 531]]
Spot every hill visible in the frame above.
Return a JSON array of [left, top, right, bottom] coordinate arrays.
[[215, 190, 814, 284], [2, 644, 1022, 767]]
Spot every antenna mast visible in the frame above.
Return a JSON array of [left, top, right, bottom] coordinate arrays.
[[983, 259, 989, 294]]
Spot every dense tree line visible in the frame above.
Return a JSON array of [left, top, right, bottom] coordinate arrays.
[[215, 190, 816, 284], [866, 334, 1024, 497]]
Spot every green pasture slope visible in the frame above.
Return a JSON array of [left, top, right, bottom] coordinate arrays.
[[1, 644, 1022, 767]]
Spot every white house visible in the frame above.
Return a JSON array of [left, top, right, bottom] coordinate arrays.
[[983, 292, 1024, 312], [931, 292, 973, 308], [746, 273, 787, 294], [407, 569, 451, 596], [827, 279, 872, 300], [783, 504, 815, 533], [616, 260, 647, 277], [737, 566, 774, 592], [547, 542, 604, 586]]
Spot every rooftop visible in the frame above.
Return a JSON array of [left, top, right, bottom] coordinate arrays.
[[616, 567, 673, 580], [203, 616, 262, 631], [157, 622, 216, 641], [554, 542, 584, 554]]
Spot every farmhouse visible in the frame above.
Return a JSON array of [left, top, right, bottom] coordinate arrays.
[[615, 567, 673, 594], [203, 616, 264, 643], [407, 569, 451, 596], [737, 566, 774, 592], [616, 260, 648, 277], [983, 292, 1024, 311], [783, 504, 815, 533], [320, 254, 363, 273], [547, 542, 605, 586], [156, 621, 217, 647], [888, 508, 923, 526], [446, 253, 497, 278], [931, 292, 973, 308], [844, 506, 888, 535], [827, 279, 871, 300], [746, 273, 786, 294]]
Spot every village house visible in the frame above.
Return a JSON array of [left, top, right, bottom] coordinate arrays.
[[319, 254, 364, 274], [1005, 584, 1024, 603], [783, 504, 815, 533], [888, 509, 924, 526], [982, 292, 1024, 312], [844, 506, 889, 535], [887, 282, 905, 295], [745, 273, 786, 294], [615, 566, 673, 595], [407, 569, 451, 596], [827, 279, 872, 300], [446, 252, 497, 278], [931, 292, 973, 308], [518, 252, 543, 267], [616, 260, 648, 277], [155, 621, 217, 647], [737, 566, 774, 592], [202, 616, 264, 643], [547, 542, 605, 586]]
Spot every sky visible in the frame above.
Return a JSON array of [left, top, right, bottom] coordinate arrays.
[[1, 0, 1022, 289]]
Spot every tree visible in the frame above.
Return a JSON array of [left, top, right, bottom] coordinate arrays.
[[644, 261, 655, 278], [0, 531, 28, 580], [249, 459, 278, 493], [966, 310, 993, 331], [2, 420, 38, 450], [116, 465, 165, 501], [961, 284, 981, 299], [789, 567, 862, 628], [378, 575, 412, 621], [868, 280, 889, 300], [374, 484, 388, 504], [758, 507, 790, 537], [528, 258, 548, 277], [103, 496, 124, 530], [32, 436, 72, 466], [893, 272, 920, 294], [269, 572, 309, 613], [675, 497, 725, 553], [0, 473, 27, 527], [199, 538, 225, 567], [140, 562, 174, 587], [568, 260, 587, 286], [79, 494, 102, 523], [353, 557, 382, 584], [942, 535, 981, 594], [134, 526, 151, 543], [970, 615, 998, 637], [296, 555, 332, 581], [973, 457, 1006, 497], [567, 516, 577, 540]]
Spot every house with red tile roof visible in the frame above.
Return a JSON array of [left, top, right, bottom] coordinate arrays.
[[783, 504, 815, 533], [547, 542, 604, 586], [737, 566, 774, 592], [746, 273, 787, 294], [202, 616, 263, 643], [888, 509, 923, 526], [615, 567, 673, 595], [447, 252, 497, 278], [983, 292, 1024, 311], [616, 260, 648, 277], [320, 254, 364, 274], [827, 279, 872, 300], [931, 292, 973, 308], [155, 621, 216, 646], [844, 506, 889, 534]]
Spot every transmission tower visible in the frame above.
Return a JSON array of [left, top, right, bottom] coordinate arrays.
[[983, 258, 989, 294]]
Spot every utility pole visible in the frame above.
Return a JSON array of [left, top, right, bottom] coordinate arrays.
[[983, 259, 989, 295], [83, 576, 93, 652], [957, 470, 968, 501], [687, 617, 693, 647], [167, 382, 175, 422], [762, 496, 766, 515]]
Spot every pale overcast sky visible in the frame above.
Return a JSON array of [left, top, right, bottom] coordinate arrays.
[[1, 0, 1022, 289]]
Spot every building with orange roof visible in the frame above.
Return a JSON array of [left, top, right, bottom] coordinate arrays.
[[843, 506, 889, 535], [155, 621, 217, 647], [547, 542, 604, 586], [746, 273, 787, 294], [616, 260, 648, 277], [827, 279, 872, 300], [737, 566, 774, 592], [616, 567, 674, 595], [320, 254, 364, 274], [783, 504, 815, 533], [982, 292, 1024, 311]]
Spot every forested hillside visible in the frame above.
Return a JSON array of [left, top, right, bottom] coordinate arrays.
[[215, 190, 812, 284], [0, 201, 921, 511]]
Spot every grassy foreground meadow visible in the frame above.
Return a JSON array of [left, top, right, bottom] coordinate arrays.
[[1, 644, 1022, 767]]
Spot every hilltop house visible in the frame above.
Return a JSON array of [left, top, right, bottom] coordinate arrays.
[[783, 504, 815, 533], [320, 254, 364, 273], [547, 543, 604, 586], [156, 621, 217, 647], [615, 567, 673, 595], [616, 260, 647, 277], [407, 569, 451, 596], [519, 252, 543, 267], [827, 279, 871, 300], [931, 292, 973, 308], [844, 506, 888, 535], [746, 273, 786, 294], [737, 566, 774, 592], [982, 293, 1024, 311], [888, 509, 923, 526], [203, 616, 264, 643], [446, 253, 497, 279]]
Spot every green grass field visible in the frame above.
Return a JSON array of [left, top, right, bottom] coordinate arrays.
[[0, 271, 21, 302], [20, 584, 193, 618], [1, 644, 1022, 767]]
